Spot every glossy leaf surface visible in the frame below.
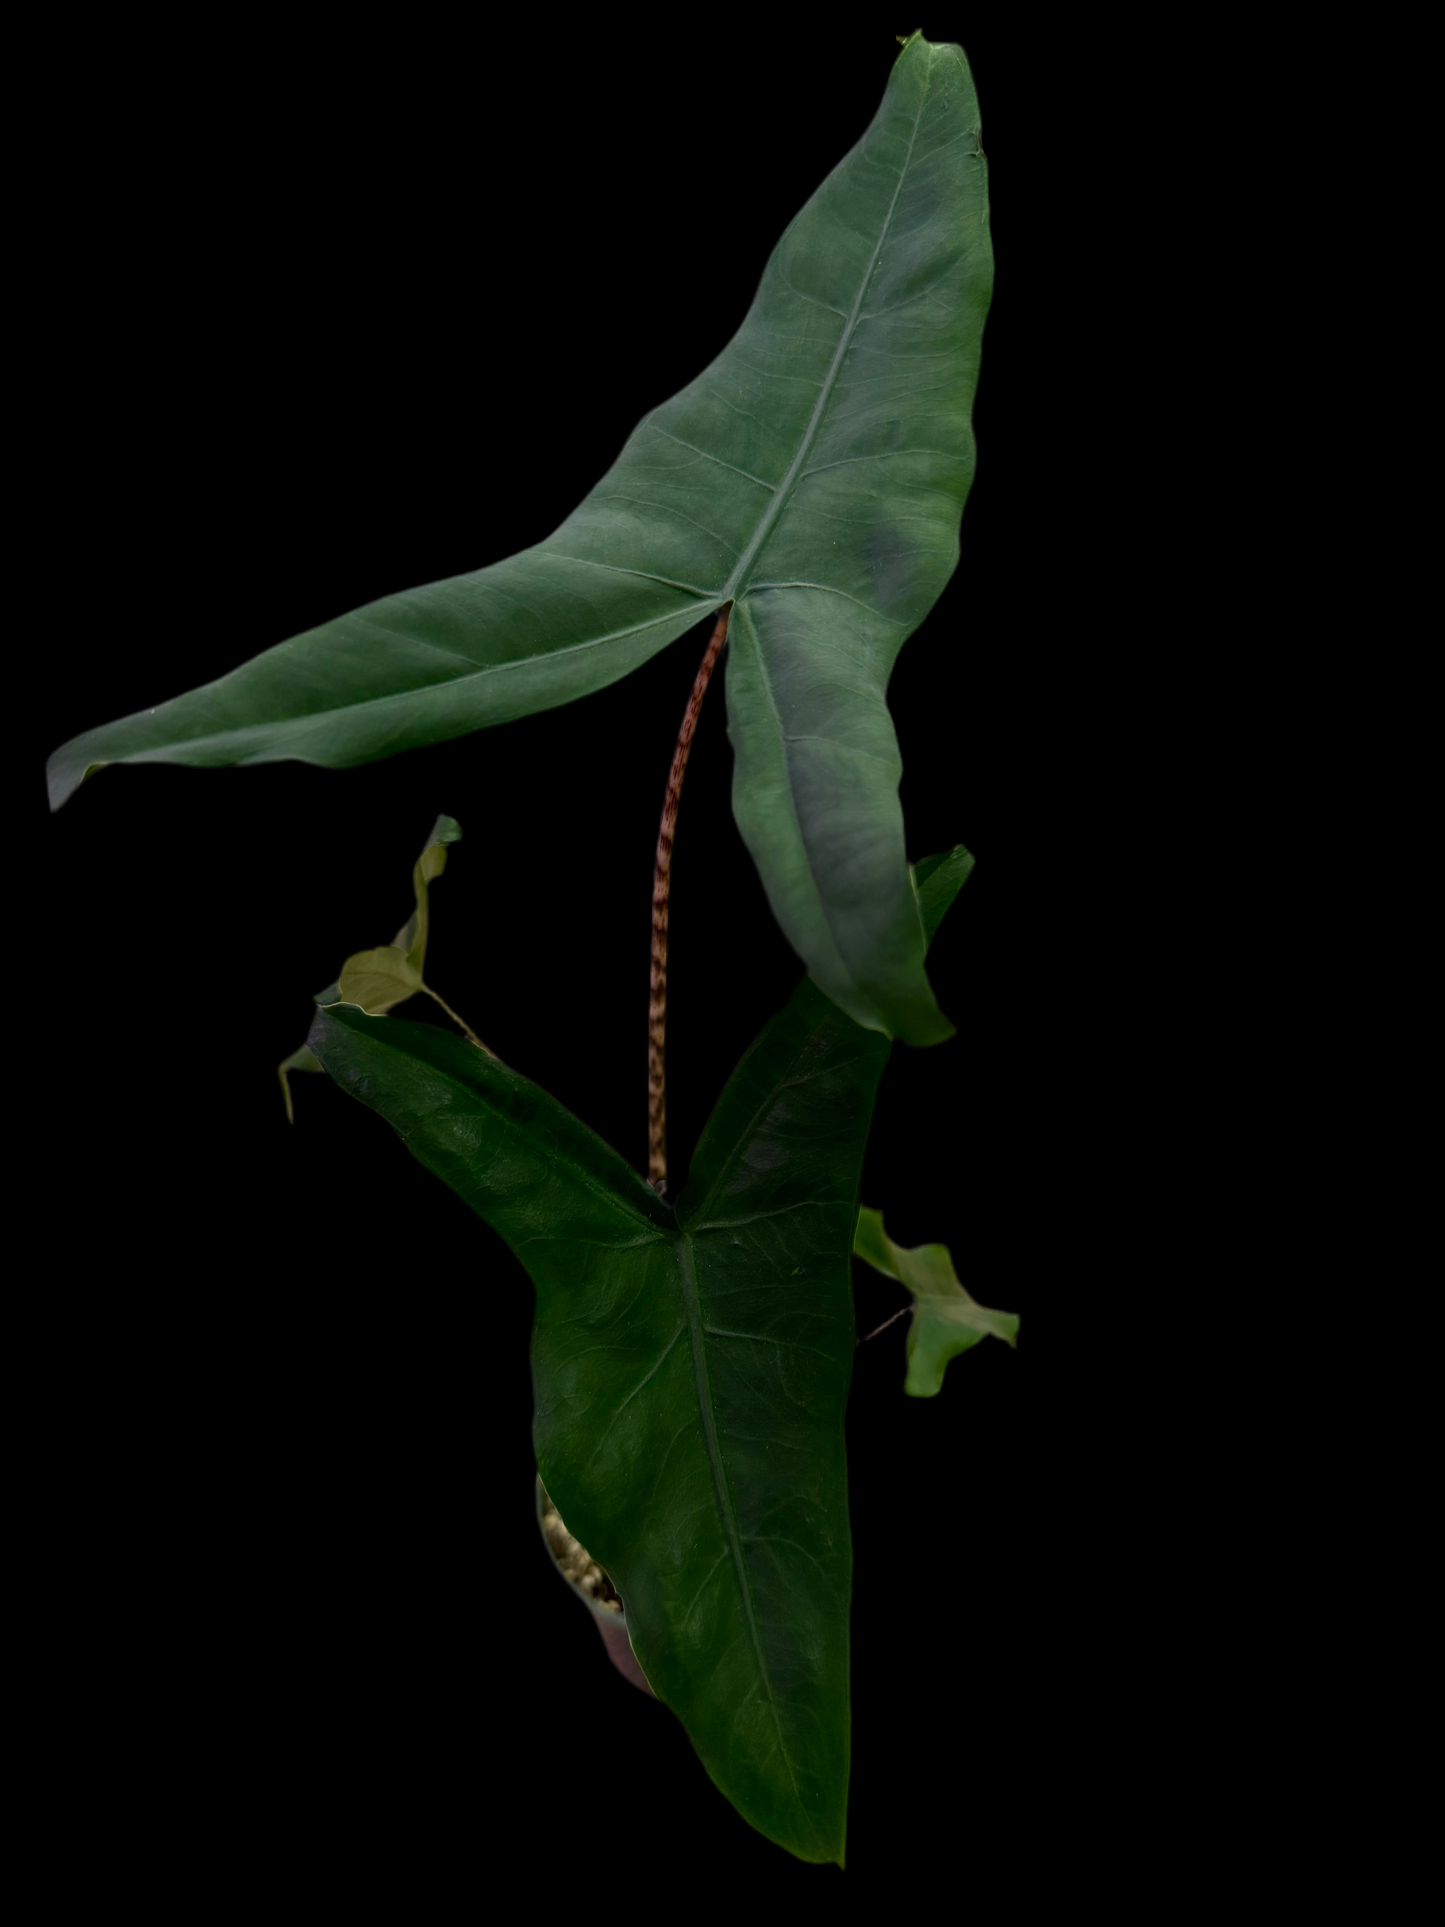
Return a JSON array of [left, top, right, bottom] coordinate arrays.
[[50, 33, 992, 1044], [305, 847, 972, 1862], [853, 1206, 1017, 1397]]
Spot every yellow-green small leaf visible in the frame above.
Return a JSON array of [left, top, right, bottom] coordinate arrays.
[[854, 1205, 1017, 1397], [391, 814, 461, 975], [278, 814, 464, 1115], [337, 946, 422, 1011], [277, 1043, 324, 1125], [333, 812, 461, 1012]]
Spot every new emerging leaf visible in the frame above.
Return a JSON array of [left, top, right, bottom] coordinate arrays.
[[277, 813, 485, 1118], [335, 812, 462, 1013]]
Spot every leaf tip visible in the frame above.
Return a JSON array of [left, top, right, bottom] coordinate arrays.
[[896, 1003, 956, 1049], [46, 749, 106, 812]]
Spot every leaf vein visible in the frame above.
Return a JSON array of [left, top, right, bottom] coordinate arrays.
[[676, 1236, 803, 1809], [647, 427, 778, 492]]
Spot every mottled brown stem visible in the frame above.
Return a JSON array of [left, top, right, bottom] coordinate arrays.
[[648, 606, 730, 1193]]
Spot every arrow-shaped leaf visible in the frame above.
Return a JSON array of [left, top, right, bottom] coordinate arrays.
[[304, 845, 972, 1862], [853, 1206, 1017, 1397], [50, 33, 992, 1045]]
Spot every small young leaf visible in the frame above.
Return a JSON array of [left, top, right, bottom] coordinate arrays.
[[335, 946, 421, 1011], [911, 844, 976, 946], [276, 1043, 324, 1126], [853, 1206, 1017, 1397], [336, 813, 461, 1013], [277, 814, 467, 1117]]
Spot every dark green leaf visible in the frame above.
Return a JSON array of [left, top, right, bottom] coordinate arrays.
[[853, 1206, 1017, 1397], [51, 35, 992, 1045], [304, 847, 973, 1860], [309, 990, 876, 1862]]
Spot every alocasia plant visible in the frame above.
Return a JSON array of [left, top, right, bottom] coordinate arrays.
[[45, 31, 1016, 1865]]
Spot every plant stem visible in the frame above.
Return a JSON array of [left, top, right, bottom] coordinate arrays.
[[420, 983, 495, 1056], [649, 605, 730, 1193], [857, 1303, 912, 1345]]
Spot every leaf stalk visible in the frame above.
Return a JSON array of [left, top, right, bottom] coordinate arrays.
[[420, 983, 495, 1056], [648, 606, 730, 1192], [857, 1304, 912, 1346]]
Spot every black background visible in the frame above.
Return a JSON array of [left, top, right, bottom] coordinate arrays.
[[32, 10, 1103, 1905]]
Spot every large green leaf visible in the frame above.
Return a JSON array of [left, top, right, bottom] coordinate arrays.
[[304, 845, 972, 1862], [49, 32, 992, 1045]]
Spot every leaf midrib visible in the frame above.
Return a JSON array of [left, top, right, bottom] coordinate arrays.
[[674, 1231, 807, 1831], [721, 62, 930, 604], [738, 604, 856, 1005], [104, 604, 708, 756]]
